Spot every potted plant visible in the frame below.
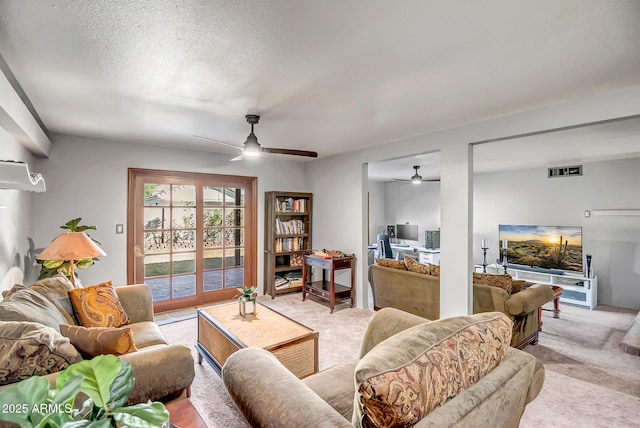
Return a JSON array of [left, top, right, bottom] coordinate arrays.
[[0, 355, 169, 427], [37, 218, 103, 281], [236, 285, 258, 317]]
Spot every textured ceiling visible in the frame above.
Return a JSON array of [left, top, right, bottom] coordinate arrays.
[[1, 1, 640, 161]]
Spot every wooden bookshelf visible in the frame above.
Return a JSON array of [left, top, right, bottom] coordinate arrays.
[[264, 191, 312, 298]]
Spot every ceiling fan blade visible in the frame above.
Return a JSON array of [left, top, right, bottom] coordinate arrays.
[[261, 148, 318, 158], [193, 135, 243, 151]]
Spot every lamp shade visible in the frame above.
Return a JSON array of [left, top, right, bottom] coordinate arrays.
[[37, 232, 106, 261]]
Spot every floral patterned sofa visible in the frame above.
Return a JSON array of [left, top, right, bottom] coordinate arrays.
[[222, 308, 545, 427]]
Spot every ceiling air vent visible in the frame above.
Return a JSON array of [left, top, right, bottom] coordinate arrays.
[[548, 165, 582, 178]]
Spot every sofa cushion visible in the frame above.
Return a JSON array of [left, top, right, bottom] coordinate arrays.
[[0, 285, 72, 332], [375, 258, 407, 270], [353, 312, 512, 427], [0, 321, 82, 386], [403, 256, 431, 275], [302, 361, 358, 420], [128, 321, 169, 348], [473, 272, 513, 295], [60, 324, 138, 358], [68, 281, 131, 328]]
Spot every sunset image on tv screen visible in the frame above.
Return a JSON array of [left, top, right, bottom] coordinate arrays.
[[498, 225, 583, 272]]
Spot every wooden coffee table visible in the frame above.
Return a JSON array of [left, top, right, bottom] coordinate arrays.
[[196, 302, 318, 379]]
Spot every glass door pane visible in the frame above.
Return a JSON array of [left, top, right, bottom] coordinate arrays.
[[203, 187, 245, 292], [142, 183, 198, 302]]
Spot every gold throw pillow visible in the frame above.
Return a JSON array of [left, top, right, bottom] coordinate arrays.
[[68, 281, 131, 328], [374, 258, 407, 270], [472, 273, 513, 294], [60, 324, 138, 358], [404, 255, 432, 275]]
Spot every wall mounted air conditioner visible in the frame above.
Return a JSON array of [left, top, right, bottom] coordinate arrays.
[[0, 160, 46, 192]]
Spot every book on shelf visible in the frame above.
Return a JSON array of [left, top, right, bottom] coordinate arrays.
[[275, 197, 307, 213], [274, 237, 306, 252], [274, 275, 291, 290], [283, 271, 303, 287], [275, 218, 305, 235]]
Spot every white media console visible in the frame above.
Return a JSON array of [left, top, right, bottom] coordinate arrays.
[[474, 265, 597, 310]]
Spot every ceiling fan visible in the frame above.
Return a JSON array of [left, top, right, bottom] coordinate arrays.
[[195, 114, 318, 161], [393, 165, 440, 184]]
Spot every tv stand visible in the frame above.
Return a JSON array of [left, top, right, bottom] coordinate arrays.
[[474, 265, 597, 309], [507, 264, 565, 276]]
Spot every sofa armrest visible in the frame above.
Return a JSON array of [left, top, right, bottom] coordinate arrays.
[[359, 307, 429, 358], [120, 344, 195, 404], [223, 348, 352, 428], [6, 344, 195, 407], [115, 284, 154, 323], [505, 284, 554, 316], [473, 283, 508, 314]]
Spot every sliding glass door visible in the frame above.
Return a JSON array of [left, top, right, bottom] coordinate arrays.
[[128, 169, 257, 313]]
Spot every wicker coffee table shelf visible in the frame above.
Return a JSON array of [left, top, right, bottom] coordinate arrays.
[[196, 302, 318, 379]]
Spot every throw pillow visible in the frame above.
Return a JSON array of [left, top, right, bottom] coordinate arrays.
[[375, 258, 407, 270], [429, 264, 440, 277], [511, 279, 526, 294], [353, 312, 512, 427], [59, 324, 138, 358], [403, 256, 432, 275], [0, 321, 82, 386], [0, 285, 72, 332], [68, 281, 131, 328], [473, 272, 512, 295]]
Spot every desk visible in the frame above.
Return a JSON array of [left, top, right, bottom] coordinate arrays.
[[369, 244, 440, 264]]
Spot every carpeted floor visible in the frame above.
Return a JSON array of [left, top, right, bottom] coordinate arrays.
[[159, 294, 640, 427]]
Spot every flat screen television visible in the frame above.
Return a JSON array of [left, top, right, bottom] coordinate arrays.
[[396, 224, 419, 241], [498, 224, 583, 273]]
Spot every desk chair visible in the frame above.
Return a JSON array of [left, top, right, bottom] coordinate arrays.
[[376, 234, 394, 259]]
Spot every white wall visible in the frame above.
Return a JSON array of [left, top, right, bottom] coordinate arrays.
[[306, 84, 640, 314], [0, 129, 39, 293], [33, 134, 306, 292], [383, 181, 440, 246], [474, 157, 640, 309]]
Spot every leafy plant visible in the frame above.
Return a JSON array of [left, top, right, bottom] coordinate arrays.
[[0, 355, 169, 428], [235, 285, 258, 303], [37, 218, 103, 280]]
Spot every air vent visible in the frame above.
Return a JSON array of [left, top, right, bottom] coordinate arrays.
[[548, 165, 582, 178]]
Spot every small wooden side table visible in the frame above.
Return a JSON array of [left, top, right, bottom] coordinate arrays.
[[302, 254, 355, 313], [166, 399, 207, 428], [539, 285, 563, 329]]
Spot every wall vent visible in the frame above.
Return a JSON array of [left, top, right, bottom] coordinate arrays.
[[548, 165, 582, 178]]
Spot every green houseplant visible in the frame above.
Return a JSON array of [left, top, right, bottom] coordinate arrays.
[[0, 355, 169, 428], [37, 218, 103, 281]]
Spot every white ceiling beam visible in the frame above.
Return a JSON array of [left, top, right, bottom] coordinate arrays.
[[0, 70, 51, 157]]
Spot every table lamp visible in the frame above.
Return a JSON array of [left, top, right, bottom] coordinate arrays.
[[37, 231, 106, 287]]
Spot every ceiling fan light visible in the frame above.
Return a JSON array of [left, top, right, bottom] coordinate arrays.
[[243, 133, 261, 156], [411, 165, 422, 183]]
